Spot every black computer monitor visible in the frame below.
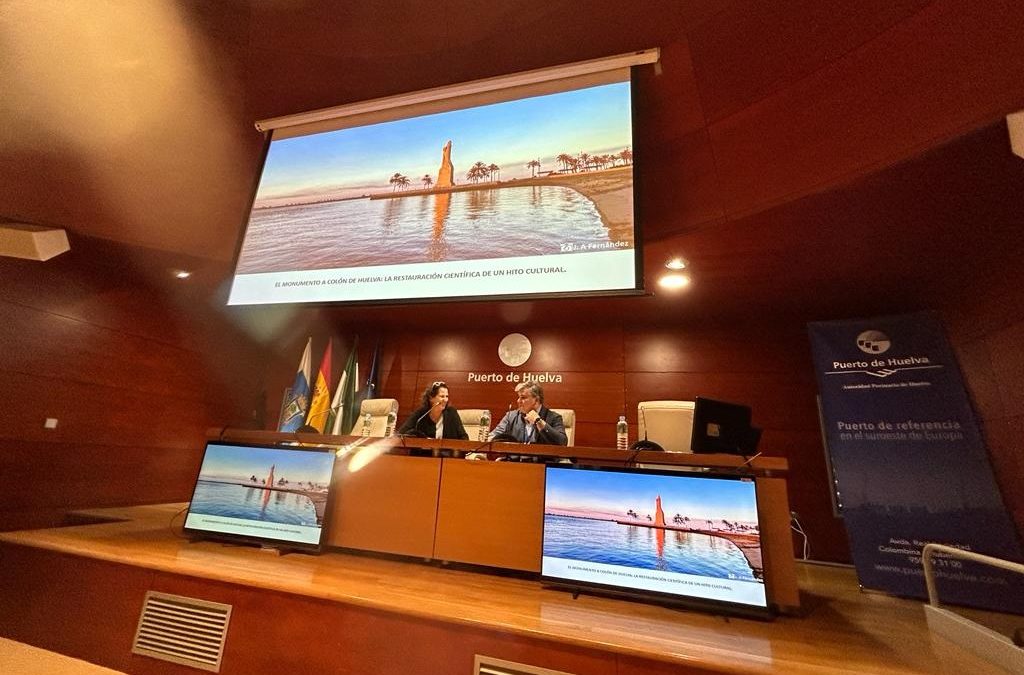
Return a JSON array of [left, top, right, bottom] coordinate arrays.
[[690, 397, 760, 455]]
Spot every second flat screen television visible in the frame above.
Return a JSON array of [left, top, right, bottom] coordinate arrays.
[[228, 71, 639, 305], [183, 441, 337, 551], [541, 465, 769, 616]]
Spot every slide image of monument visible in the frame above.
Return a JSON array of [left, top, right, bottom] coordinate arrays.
[[234, 82, 634, 274], [188, 446, 334, 528], [543, 471, 764, 582]]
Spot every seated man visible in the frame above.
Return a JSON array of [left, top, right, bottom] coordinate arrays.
[[488, 381, 567, 446]]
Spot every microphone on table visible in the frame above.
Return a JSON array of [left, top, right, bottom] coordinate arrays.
[[629, 404, 664, 452], [416, 400, 443, 425], [399, 401, 443, 439]]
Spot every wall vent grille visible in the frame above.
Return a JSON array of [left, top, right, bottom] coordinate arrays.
[[474, 655, 577, 675], [131, 591, 231, 672]]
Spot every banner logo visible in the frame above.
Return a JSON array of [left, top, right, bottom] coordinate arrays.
[[856, 330, 891, 354]]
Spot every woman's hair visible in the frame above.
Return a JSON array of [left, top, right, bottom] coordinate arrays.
[[421, 380, 448, 406]]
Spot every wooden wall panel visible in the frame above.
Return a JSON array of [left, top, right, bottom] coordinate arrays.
[[2, 441, 201, 510], [219, 589, 621, 675], [633, 39, 707, 140], [625, 327, 813, 375], [708, 0, 1024, 217], [635, 128, 726, 235], [0, 237, 274, 531], [0, 545, 152, 672], [416, 328, 624, 371], [942, 264, 1024, 540], [0, 370, 216, 449], [0, 301, 207, 399], [688, 0, 930, 123]]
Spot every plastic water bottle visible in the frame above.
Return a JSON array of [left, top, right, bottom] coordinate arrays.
[[616, 415, 628, 450], [385, 410, 397, 437], [361, 412, 373, 437], [478, 409, 491, 442]]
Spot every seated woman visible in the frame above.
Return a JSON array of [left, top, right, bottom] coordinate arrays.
[[398, 381, 469, 440]]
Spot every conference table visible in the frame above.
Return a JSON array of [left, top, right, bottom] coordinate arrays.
[[217, 428, 799, 612]]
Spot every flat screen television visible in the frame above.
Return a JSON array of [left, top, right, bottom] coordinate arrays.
[[690, 397, 761, 456], [541, 465, 770, 617], [228, 63, 641, 306], [183, 441, 337, 551]]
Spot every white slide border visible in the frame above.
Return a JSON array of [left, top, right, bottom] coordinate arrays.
[[184, 512, 322, 546], [228, 249, 635, 305], [541, 556, 768, 608]]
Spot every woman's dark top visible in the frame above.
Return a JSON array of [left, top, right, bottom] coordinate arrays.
[[397, 404, 469, 440]]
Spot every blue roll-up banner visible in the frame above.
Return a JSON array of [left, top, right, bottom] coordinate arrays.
[[808, 312, 1023, 613]]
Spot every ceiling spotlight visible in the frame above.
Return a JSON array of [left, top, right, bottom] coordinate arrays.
[[664, 257, 688, 270], [658, 273, 691, 290], [174, 270, 192, 279]]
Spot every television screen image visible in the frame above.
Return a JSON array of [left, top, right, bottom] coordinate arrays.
[[183, 442, 337, 550], [228, 78, 637, 305], [541, 466, 768, 614]]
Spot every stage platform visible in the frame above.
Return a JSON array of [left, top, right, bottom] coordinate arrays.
[[0, 503, 1011, 675]]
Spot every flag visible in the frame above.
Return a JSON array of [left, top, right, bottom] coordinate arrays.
[[330, 339, 360, 436], [304, 339, 333, 432], [325, 367, 347, 436], [278, 338, 312, 432], [363, 339, 382, 400]]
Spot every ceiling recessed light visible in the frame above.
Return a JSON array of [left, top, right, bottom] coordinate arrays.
[[174, 270, 192, 279], [664, 257, 688, 270], [658, 273, 690, 290]]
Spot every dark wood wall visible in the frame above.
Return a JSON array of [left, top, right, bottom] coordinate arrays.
[[0, 237, 273, 531], [944, 254, 1024, 541]]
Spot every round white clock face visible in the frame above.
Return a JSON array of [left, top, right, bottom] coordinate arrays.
[[498, 333, 532, 367]]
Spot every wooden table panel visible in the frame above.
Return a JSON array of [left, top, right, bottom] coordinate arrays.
[[756, 477, 800, 610], [433, 459, 545, 572], [326, 453, 442, 557]]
